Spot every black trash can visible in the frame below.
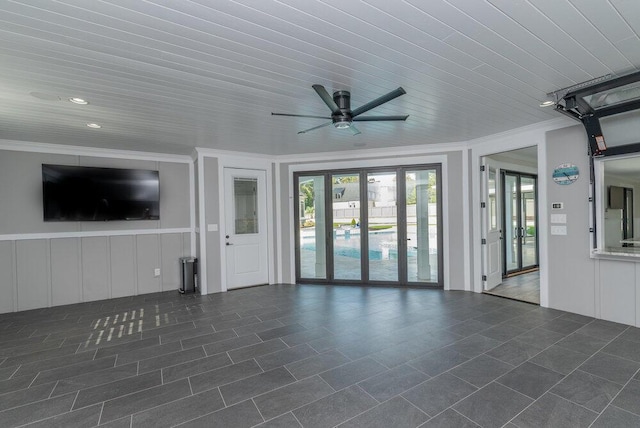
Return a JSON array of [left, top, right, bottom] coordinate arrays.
[[179, 257, 198, 294]]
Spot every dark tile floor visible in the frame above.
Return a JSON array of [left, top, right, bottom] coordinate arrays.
[[1, 284, 640, 427]]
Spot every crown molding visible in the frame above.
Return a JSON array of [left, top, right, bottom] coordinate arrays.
[[0, 140, 193, 163]]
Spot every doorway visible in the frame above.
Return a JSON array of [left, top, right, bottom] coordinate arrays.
[[295, 165, 443, 287], [481, 147, 539, 304], [223, 168, 269, 289], [503, 171, 538, 275]]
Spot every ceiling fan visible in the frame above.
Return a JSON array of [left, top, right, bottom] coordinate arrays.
[[272, 85, 409, 135]]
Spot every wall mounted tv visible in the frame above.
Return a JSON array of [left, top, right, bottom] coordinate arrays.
[[42, 164, 160, 222]]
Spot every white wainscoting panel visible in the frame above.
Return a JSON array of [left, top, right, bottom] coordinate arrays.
[[16, 239, 49, 311], [110, 235, 137, 299], [51, 238, 81, 306], [0, 241, 15, 313], [81, 237, 110, 302], [136, 235, 161, 294], [599, 260, 636, 326]]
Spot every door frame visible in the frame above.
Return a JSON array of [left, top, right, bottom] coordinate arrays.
[[293, 164, 444, 287], [211, 154, 274, 294], [481, 158, 503, 291], [223, 167, 269, 290], [474, 144, 543, 299], [501, 170, 539, 276]]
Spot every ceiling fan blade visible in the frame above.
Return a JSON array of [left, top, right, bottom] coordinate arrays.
[[312, 84, 341, 115], [349, 124, 361, 135], [298, 121, 333, 134], [351, 87, 406, 117], [272, 113, 331, 119], [353, 115, 409, 122]]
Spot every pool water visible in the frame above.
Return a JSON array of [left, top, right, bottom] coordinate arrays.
[[301, 230, 420, 260]]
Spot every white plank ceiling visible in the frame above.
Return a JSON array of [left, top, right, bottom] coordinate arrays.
[[0, 0, 638, 155]]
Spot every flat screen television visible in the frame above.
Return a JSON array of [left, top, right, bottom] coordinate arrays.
[[42, 164, 160, 221]]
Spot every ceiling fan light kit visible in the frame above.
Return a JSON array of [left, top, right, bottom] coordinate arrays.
[[272, 84, 409, 135]]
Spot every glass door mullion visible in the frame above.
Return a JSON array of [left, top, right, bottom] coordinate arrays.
[[397, 167, 408, 284], [324, 172, 334, 282], [516, 175, 523, 272], [360, 170, 369, 283]]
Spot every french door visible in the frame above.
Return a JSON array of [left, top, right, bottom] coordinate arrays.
[[295, 165, 442, 287], [502, 171, 538, 275]]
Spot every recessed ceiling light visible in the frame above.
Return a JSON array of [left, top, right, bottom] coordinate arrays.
[[539, 100, 555, 107], [69, 97, 89, 105], [86, 123, 102, 129]]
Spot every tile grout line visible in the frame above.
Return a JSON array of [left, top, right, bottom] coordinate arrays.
[[586, 367, 640, 427], [503, 324, 633, 426], [95, 401, 105, 426], [251, 397, 267, 424]]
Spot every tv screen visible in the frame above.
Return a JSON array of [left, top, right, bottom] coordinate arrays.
[[42, 164, 160, 221]]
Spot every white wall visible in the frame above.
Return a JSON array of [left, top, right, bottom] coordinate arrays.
[[7, 115, 640, 328], [544, 126, 596, 317], [0, 142, 194, 313]]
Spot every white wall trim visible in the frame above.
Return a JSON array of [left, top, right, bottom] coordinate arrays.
[[538, 141, 549, 307], [0, 228, 193, 242], [197, 154, 208, 295], [195, 147, 277, 161], [274, 161, 283, 284], [0, 140, 192, 163], [466, 117, 573, 149], [462, 148, 471, 291], [288, 155, 449, 174], [217, 160, 227, 293], [188, 160, 196, 256], [279, 142, 469, 164], [288, 167, 296, 284], [441, 157, 451, 290]]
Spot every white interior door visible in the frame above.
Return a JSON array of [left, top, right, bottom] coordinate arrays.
[[482, 158, 502, 290], [224, 168, 268, 289]]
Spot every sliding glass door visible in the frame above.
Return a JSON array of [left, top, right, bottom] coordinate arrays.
[[503, 171, 538, 275], [295, 165, 442, 287], [368, 171, 399, 282], [406, 169, 439, 283], [297, 176, 327, 279], [332, 173, 362, 281]]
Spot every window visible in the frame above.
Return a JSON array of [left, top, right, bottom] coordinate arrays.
[[595, 154, 640, 255]]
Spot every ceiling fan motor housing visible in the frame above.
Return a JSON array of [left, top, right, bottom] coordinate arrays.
[[332, 90, 352, 127]]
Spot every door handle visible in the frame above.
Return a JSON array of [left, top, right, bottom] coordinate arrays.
[[226, 242, 233, 246]]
